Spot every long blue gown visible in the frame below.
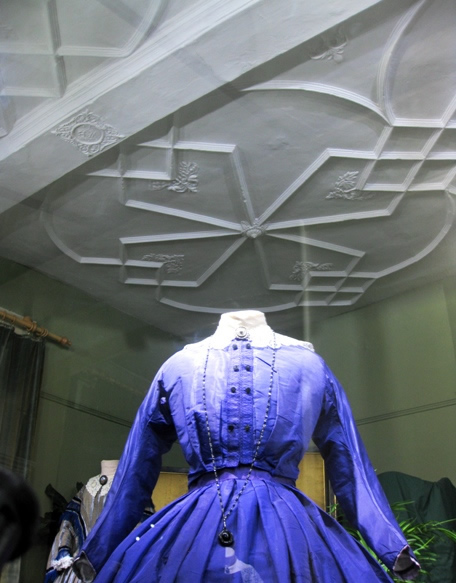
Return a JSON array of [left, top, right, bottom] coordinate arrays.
[[73, 318, 419, 582]]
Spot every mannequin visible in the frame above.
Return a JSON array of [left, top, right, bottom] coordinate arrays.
[[44, 460, 119, 582], [101, 460, 118, 478], [210, 311, 313, 350], [73, 311, 420, 582], [85, 460, 118, 496]]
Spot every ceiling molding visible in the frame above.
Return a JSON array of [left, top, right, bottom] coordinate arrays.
[[0, 0, 386, 213]]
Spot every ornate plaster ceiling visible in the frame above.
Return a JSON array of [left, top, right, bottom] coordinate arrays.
[[1, 0, 456, 338]]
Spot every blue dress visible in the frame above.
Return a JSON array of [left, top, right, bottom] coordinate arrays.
[[73, 325, 418, 582]]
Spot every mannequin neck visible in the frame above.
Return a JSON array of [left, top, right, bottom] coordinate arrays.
[[100, 459, 119, 479], [219, 310, 266, 330], [212, 310, 272, 347]]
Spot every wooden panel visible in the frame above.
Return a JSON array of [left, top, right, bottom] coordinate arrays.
[[153, 453, 327, 511], [153, 471, 188, 511], [296, 452, 326, 509]]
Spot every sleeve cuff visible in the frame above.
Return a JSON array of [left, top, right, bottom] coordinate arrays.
[[51, 556, 74, 571], [392, 546, 421, 580], [72, 552, 97, 582]]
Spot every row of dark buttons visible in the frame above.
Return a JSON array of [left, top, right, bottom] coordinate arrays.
[[233, 364, 252, 372], [228, 424, 250, 432], [232, 343, 251, 350], [230, 386, 251, 394]]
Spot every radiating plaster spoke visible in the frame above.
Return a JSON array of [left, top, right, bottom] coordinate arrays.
[[124, 200, 241, 231], [120, 230, 239, 245]]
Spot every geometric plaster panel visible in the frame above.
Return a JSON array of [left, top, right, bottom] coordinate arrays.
[[41, 2, 456, 318], [55, 0, 166, 57], [410, 161, 456, 190], [380, 128, 439, 156], [2, 0, 456, 328], [32, 0, 453, 313], [388, 0, 456, 122], [42, 114, 456, 313], [0, 0, 167, 134], [430, 129, 456, 156], [365, 160, 420, 189]]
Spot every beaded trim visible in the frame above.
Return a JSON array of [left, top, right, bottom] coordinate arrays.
[[201, 331, 277, 546]]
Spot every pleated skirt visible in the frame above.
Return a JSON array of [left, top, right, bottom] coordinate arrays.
[[94, 478, 393, 582]]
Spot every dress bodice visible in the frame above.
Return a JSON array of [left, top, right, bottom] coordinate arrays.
[[163, 337, 322, 485]]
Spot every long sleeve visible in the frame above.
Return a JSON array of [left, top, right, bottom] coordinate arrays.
[[73, 365, 178, 581], [312, 364, 420, 580]]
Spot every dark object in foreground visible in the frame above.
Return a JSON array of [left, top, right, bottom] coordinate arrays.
[[0, 466, 40, 570]]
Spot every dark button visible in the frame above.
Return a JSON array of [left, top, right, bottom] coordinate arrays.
[[245, 364, 252, 371], [231, 387, 236, 393], [246, 343, 251, 349], [232, 344, 238, 350], [228, 424, 235, 431], [245, 387, 251, 395], [244, 425, 250, 432], [233, 365, 239, 372]]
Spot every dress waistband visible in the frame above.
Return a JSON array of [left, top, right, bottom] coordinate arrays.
[[189, 466, 296, 490]]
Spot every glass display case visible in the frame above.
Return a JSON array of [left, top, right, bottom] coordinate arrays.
[[1, 0, 456, 581]]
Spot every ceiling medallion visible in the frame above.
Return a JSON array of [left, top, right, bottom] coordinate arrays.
[[51, 110, 124, 157], [240, 219, 268, 239]]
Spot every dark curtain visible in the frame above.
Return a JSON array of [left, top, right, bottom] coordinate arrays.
[[0, 324, 45, 476], [379, 471, 456, 583], [0, 324, 45, 582]]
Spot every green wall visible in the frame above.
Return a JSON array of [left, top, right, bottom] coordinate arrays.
[[3, 259, 455, 497], [0, 259, 186, 512], [311, 279, 456, 484], [1, 260, 187, 580]]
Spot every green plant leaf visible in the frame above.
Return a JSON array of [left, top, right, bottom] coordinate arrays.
[[329, 500, 456, 581]]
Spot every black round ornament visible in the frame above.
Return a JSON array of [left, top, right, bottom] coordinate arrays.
[[99, 474, 108, 486], [218, 528, 234, 547]]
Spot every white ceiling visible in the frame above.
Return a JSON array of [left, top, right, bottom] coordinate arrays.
[[1, 0, 456, 339]]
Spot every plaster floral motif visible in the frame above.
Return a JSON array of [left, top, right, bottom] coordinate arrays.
[[310, 30, 348, 64], [149, 162, 199, 193], [326, 171, 374, 201], [51, 110, 124, 156], [142, 253, 184, 274], [240, 219, 268, 239], [289, 261, 333, 282]]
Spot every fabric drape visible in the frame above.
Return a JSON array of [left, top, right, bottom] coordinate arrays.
[[0, 323, 45, 583]]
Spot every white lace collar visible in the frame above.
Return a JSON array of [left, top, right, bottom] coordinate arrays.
[[207, 310, 314, 351], [85, 474, 115, 497]]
